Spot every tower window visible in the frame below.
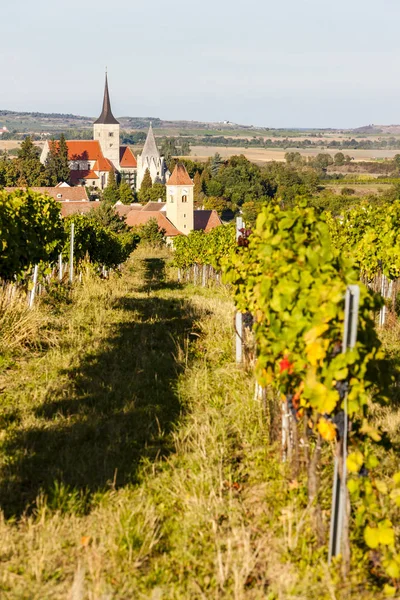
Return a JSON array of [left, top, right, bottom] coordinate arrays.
[[182, 195, 187, 203], [183, 214, 186, 218], [184, 224, 186, 229], [109, 132, 114, 137], [169, 196, 174, 203]]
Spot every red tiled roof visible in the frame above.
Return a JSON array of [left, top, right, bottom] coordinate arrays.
[[114, 203, 142, 217], [119, 146, 137, 168], [59, 201, 102, 217], [5, 186, 89, 202], [49, 140, 113, 171], [141, 202, 166, 211], [194, 210, 223, 232], [167, 163, 193, 186], [69, 170, 100, 185], [125, 210, 182, 237]]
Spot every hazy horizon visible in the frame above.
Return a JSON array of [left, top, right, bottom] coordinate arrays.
[[2, 0, 400, 129]]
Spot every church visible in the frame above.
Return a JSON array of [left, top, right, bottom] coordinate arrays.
[[40, 74, 222, 239], [40, 74, 170, 192], [40, 74, 138, 190]]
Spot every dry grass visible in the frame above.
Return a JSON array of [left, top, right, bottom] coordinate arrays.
[[189, 145, 400, 165], [0, 284, 44, 353]]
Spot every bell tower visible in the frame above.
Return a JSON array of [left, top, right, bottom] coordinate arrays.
[[166, 164, 194, 234], [93, 72, 120, 168]]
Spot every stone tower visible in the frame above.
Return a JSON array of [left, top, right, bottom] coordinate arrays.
[[136, 123, 167, 189], [166, 163, 194, 234], [93, 73, 120, 168]]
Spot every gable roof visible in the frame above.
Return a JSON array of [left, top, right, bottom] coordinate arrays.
[[59, 201, 102, 218], [69, 170, 100, 185], [49, 140, 113, 172], [194, 210, 223, 232], [119, 146, 137, 168], [114, 203, 142, 217], [141, 124, 160, 159], [125, 210, 182, 237], [141, 201, 166, 212], [94, 73, 119, 125], [5, 186, 89, 202], [167, 163, 193, 186]]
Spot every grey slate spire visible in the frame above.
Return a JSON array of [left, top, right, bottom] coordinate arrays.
[[141, 123, 160, 158], [94, 73, 119, 125]]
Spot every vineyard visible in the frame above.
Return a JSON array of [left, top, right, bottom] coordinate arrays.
[[1, 189, 400, 597]]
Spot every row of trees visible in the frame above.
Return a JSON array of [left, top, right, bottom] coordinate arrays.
[[0, 136, 70, 187]]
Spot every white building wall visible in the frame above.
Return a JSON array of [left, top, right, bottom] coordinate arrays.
[[166, 184, 194, 234], [93, 123, 120, 169]]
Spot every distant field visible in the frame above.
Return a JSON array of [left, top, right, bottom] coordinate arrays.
[[323, 183, 392, 196], [189, 145, 400, 164], [0, 140, 43, 152]]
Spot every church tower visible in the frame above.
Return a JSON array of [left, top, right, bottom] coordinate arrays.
[[136, 123, 168, 189], [93, 73, 120, 168], [166, 163, 194, 234]]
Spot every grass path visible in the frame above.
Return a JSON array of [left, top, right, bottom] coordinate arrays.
[[0, 251, 384, 599]]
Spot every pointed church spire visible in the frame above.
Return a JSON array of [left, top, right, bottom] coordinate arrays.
[[94, 72, 119, 125], [141, 123, 160, 159]]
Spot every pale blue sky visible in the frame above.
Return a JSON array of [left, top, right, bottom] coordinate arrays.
[[1, 0, 400, 128]]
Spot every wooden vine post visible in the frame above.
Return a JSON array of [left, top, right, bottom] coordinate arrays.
[[329, 284, 360, 570], [29, 264, 39, 309], [235, 216, 244, 364], [69, 223, 75, 284]]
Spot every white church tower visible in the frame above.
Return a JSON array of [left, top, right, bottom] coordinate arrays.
[[136, 123, 168, 189], [93, 73, 120, 169], [166, 163, 194, 234]]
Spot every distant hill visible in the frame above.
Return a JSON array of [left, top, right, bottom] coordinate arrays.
[[0, 109, 270, 135]]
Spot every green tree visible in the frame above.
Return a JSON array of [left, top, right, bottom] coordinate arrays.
[[203, 196, 229, 216], [89, 201, 128, 234], [193, 171, 203, 204], [118, 180, 134, 204], [160, 138, 178, 164], [210, 152, 223, 176], [180, 140, 191, 155], [102, 170, 119, 203], [334, 152, 345, 166], [138, 168, 153, 204], [58, 134, 70, 183], [135, 217, 165, 247], [16, 136, 47, 186]]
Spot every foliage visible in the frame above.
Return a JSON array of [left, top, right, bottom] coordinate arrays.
[[173, 224, 235, 270], [63, 214, 139, 269], [118, 180, 134, 205], [88, 202, 129, 234], [326, 201, 400, 279], [102, 170, 119, 203], [223, 201, 400, 585], [44, 134, 70, 185], [134, 217, 165, 247], [0, 188, 64, 280]]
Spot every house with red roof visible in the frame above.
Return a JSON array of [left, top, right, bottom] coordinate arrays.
[[123, 163, 222, 244], [40, 74, 137, 190]]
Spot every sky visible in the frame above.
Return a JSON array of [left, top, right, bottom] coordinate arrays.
[[1, 0, 400, 128]]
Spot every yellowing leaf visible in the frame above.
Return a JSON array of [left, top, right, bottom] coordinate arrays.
[[304, 324, 329, 345], [379, 522, 395, 546], [383, 584, 396, 597], [393, 472, 400, 486], [306, 341, 326, 366], [364, 525, 379, 549], [375, 480, 388, 495], [317, 418, 337, 441], [383, 560, 400, 579], [347, 451, 364, 474]]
